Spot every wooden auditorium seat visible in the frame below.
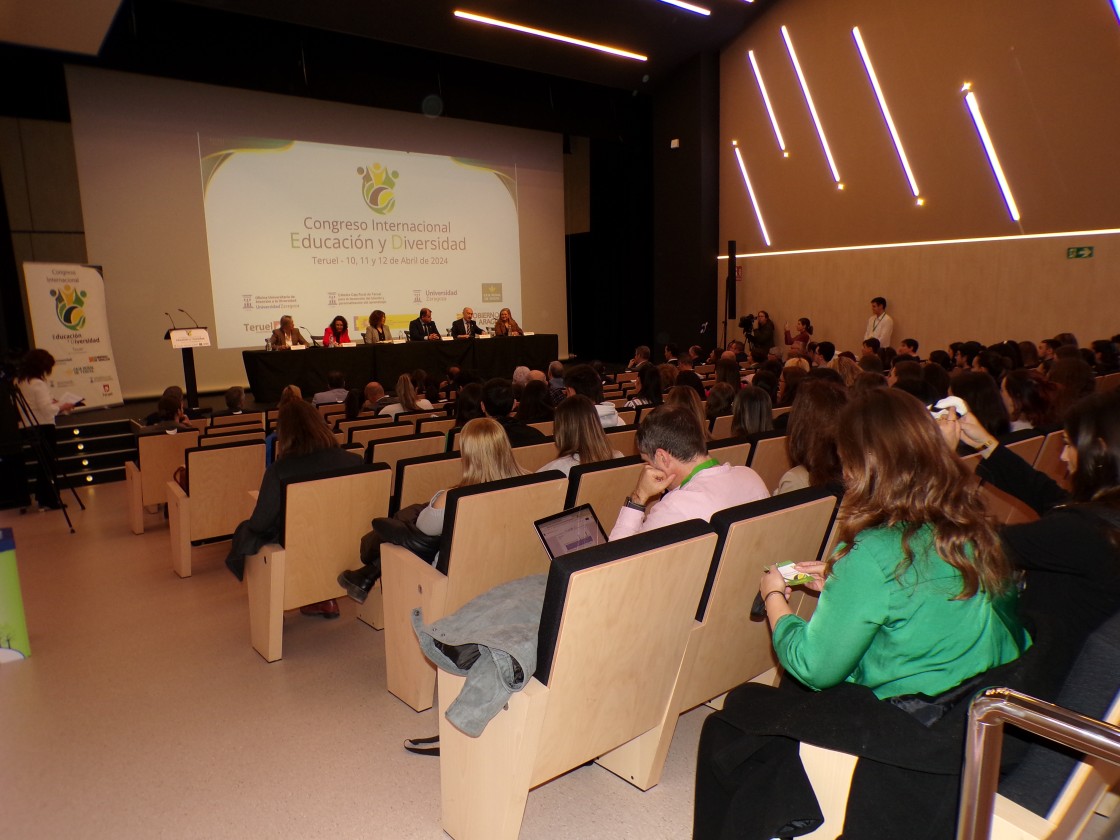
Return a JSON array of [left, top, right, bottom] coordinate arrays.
[[435, 520, 718, 840], [709, 413, 735, 440], [199, 428, 265, 447], [166, 440, 265, 578], [596, 488, 838, 790], [604, 423, 639, 456], [364, 432, 445, 493], [243, 463, 391, 662], [210, 411, 264, 429], [511, 438, 560, 473], [746, 431, 791, 493], [380, 471, 567, 711], [125, 427, 200, 534], [564, 455, 645, 534], [708, 435, 753, 468]]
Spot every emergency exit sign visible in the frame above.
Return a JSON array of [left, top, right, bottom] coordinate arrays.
[[1067, 246, 1094, 259]]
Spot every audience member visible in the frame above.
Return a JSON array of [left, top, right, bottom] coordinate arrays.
[[696, 388, 1028, 840], [665, 385, 710, 439], [775, 379, 847, 495], [546, 361, 567, 406], [714, 359, 743, 392], [312, 371, 348, 405], [625, 363, 664, 409], [731, 385, 774, 438], [1048, 356, 1096, 420], [783, 318, 813, 348], [863, 296, 894, 347], [949, 371, 1010, 441], [226, 399, 361, 619], [537, 395, 623, 476], [380, 373, 434, 419], [453, 383, 484, 428], [1001, 369, 1058, 431], [610, 404, 768, 539], [480, 378, 546, 445], [564, 364, 621, 427], [336, 417, 528, 604], [514, 380, 554, 425], [705, 383, 736, 430], [216, 386, 245, 416]]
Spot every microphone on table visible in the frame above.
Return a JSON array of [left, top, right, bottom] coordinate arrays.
[[301, 326, 319, 346]]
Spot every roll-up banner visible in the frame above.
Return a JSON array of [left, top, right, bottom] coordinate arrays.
[[22, 262, 123, 410]]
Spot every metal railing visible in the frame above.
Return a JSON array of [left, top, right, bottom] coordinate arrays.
[[957, 686, 1120, 840]]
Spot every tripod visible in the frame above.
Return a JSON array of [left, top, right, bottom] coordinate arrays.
[[5, 375, 84, 533]]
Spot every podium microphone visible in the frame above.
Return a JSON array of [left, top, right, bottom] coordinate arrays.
[[178, 308, 200, 327], [165, 312, 178, 329]]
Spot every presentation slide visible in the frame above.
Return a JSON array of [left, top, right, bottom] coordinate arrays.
[[201, 137, 523, 348]]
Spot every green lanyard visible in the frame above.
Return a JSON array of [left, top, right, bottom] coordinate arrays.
[[680, 458, 719, 488]]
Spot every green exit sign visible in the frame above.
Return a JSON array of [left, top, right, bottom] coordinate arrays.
[[1067, 246, 1094, 259]]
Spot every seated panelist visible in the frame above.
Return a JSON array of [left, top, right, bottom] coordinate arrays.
[[408, 308, 441, 341], [323, 315, 350, 346], [493, 307, 523, 336], [450, 307, 484, 339], [269, 315, 309, 350]]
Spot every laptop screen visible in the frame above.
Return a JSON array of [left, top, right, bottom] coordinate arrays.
[[534, 504, 608, 561]]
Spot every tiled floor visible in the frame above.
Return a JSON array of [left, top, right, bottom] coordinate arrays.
[[0, 483, 707, 839]]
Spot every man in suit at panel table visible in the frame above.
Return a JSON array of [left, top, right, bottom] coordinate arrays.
[[408, 308, 441, 341], [269, 315, 310, 349], [451, 306, 485, 339]]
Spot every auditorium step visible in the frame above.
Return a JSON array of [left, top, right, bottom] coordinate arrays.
[[22, 417, 138, 495]]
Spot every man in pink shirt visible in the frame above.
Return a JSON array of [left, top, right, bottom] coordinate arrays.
[[610, 404, 769, 540]]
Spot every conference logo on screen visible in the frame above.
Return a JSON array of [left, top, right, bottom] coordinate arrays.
[[482, 283, 503, 303], [359, 163, 398, 215], [51, 285, 88, 331]]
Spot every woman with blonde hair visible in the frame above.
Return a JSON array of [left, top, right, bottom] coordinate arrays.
[[538, 395, 623, 476], [337, 417, 526, 603], [493, 307, 523, 337], [380, 372, 434, 418]]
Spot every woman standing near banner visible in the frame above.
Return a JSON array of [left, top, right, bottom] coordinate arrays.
[[363, 309, 388, 344], [16, 349, 75, 510]]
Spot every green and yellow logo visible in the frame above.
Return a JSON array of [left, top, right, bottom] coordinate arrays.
[[359, 163, 398, 215], [51, 285, 87, 331]]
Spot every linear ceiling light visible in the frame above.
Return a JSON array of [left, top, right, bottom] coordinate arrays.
[[781, 26, 841, 187], [852, 26, 920, 202], [748, 50, 787, 156], [1114, 0, 1120, 24], [962, 84, 1020, 221], [732, 141, 772, 247], [656, 0, 711, 16], [715, 226, 1120, 260], [453, 10, 648, 61]]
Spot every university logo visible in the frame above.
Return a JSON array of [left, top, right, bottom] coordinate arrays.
[[328, 292, 337, 307], [242, 295, 253, 310], [413, 289, 422, 304], [51, 284, 87, 331], [359, 163, 399, 215]]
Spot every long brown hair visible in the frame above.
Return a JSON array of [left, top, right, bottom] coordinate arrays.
[[786, 379, 847, 486], [553, 395, 613, 464], [458, 418, 527, 487], [276, 399, 337, 459], [395, 373, 425, 411], [830, 389, 1010, 599]]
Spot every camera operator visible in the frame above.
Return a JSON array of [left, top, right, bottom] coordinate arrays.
[[743, 310, 774, 352]]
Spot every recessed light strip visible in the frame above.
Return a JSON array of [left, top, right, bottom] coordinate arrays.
[[712, 226, 1120, 260], [453, 10, 648, 61], [781, 25, 841, 185], [852, 26, 920, 199], [732, 141, 772, 247], [963, 87, 1020, 221], [747, 50, 787, 155], [656, 0, 711, 16]]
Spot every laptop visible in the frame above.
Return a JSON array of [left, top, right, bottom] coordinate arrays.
[[534, 504, 609, 561]]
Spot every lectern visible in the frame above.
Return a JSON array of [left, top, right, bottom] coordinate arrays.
[[165, 328, 211, 409]]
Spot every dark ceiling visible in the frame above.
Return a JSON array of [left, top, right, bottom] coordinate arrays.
[[174, 0, 769, 91]]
